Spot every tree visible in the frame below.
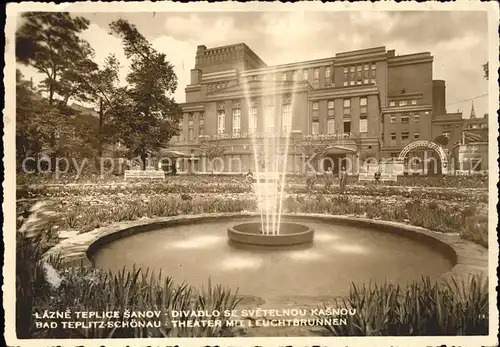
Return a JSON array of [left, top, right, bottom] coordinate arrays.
[[301, 138, 330, 171], [482, 62, 488, 80], [108, 19, 181, 168], [433, 135, 449, 147], [200, 140, 226, 160], [16, 12, 98, 106]]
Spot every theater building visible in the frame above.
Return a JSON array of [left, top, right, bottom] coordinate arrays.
[[169, 43, 487, 174]]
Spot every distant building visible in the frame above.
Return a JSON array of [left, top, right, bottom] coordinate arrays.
[[169, 43, 488, 174]]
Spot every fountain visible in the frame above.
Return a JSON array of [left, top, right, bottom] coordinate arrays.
[[227, 76, 314, 246]]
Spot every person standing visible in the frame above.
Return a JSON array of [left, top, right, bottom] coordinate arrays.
[[324, 167, 334, 192], [339, 166, 347, 194]]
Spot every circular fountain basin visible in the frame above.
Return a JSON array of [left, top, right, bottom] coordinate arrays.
[[91, 217, 456, 301], [228, 222, 314, 246]]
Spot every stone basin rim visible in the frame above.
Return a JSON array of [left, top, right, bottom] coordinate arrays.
[[80, 213, 461, 264]]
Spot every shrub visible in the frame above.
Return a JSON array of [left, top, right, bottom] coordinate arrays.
[[17, 231, 242, 338], [319, 274, 488, 336]]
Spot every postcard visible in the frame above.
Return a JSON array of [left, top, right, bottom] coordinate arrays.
[[4, 1, 499, 347]]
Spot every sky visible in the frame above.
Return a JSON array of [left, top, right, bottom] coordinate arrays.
[[17, 10, 490, 118]]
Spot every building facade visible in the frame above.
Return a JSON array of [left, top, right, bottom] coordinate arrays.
[[169, 43, 488, 174]]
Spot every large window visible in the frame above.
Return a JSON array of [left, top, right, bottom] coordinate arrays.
[[232, 108, 241, 135], [327, 118, 335, 134], [303, 69, 309, 80], [325, 67, 331, 79], [360, 115, 368, 133], [217, 110, 225, 134], [312, 120, 319, 135], [343, 99, 351, 116], [314, 68, 320, 80], [401, 115, 409, 124], [249, 107, 258, 134], [282, 103, 292, 133], [360, 97, 367, 114], [402, 132, 409, 141], [264, 103, 275, 133], [312, 101, 319, 119], [327, 100, 335, 117], [188, 128, 194, 141]]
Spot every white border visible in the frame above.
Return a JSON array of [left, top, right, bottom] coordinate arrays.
[[4, 2, 499, 347]]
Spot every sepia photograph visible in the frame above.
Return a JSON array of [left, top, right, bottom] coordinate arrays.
[[3, 2, 499, 347]]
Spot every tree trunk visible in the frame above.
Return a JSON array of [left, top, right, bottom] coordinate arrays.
[[98, 98, 103, 157]]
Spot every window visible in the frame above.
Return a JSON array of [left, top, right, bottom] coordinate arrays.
[[389, 101, 396, 107], [349, 81, 355, 86], [360, 115, 368, 133], [350, 66, 355, 72], [199, 112, 205, 126], [249, 107, 258, 134], [390, 115, 396, 124], [357, 65, 362, 72], [364, 64, 369, 70], [390, 132, 397, 141], [402, 132, 409, 141], [314, 68, 320, 80], [188, 128, 194, 141], [414, 114, 420, 123], [411, 99, 417, 105], [282, 103, 292, 133], [325, 67, 331, 78], [265, 104, 275, 133], [312, 101, 319, 119], [292, 70, 298, 81], [303, 69, 309, 80], [401, 115, 409, 124], [371, 63, 376, 70], [232, 108, 241, 135], [399, 100, 407, 106], [360, 97, 367, 116], [343, 121, 351, 134], [414, 132, 420, 139], [371, 69, 376, 79], [370, 79, 376, 83], [443, 131, 450, 138], [327, 118, 335, 134], [343, 67, 348, 73], [282, 72, 287, 81], [327, 100, 335, 117], [343, 99, 351, 115], [217, 110, 225, 134], [199, 127, 204, 136], [364, 79, 369, 84], [188, 113, 194, 126], [343, 82, 348, 87], [312, 120, 319, 135]]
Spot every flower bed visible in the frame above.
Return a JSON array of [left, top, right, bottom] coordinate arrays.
[[17, 180, 488, 204], [23, 192, 488, 248], [17, 171, 488, 188]]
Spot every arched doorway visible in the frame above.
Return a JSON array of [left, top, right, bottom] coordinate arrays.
[[398, 141, 448, 175]]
